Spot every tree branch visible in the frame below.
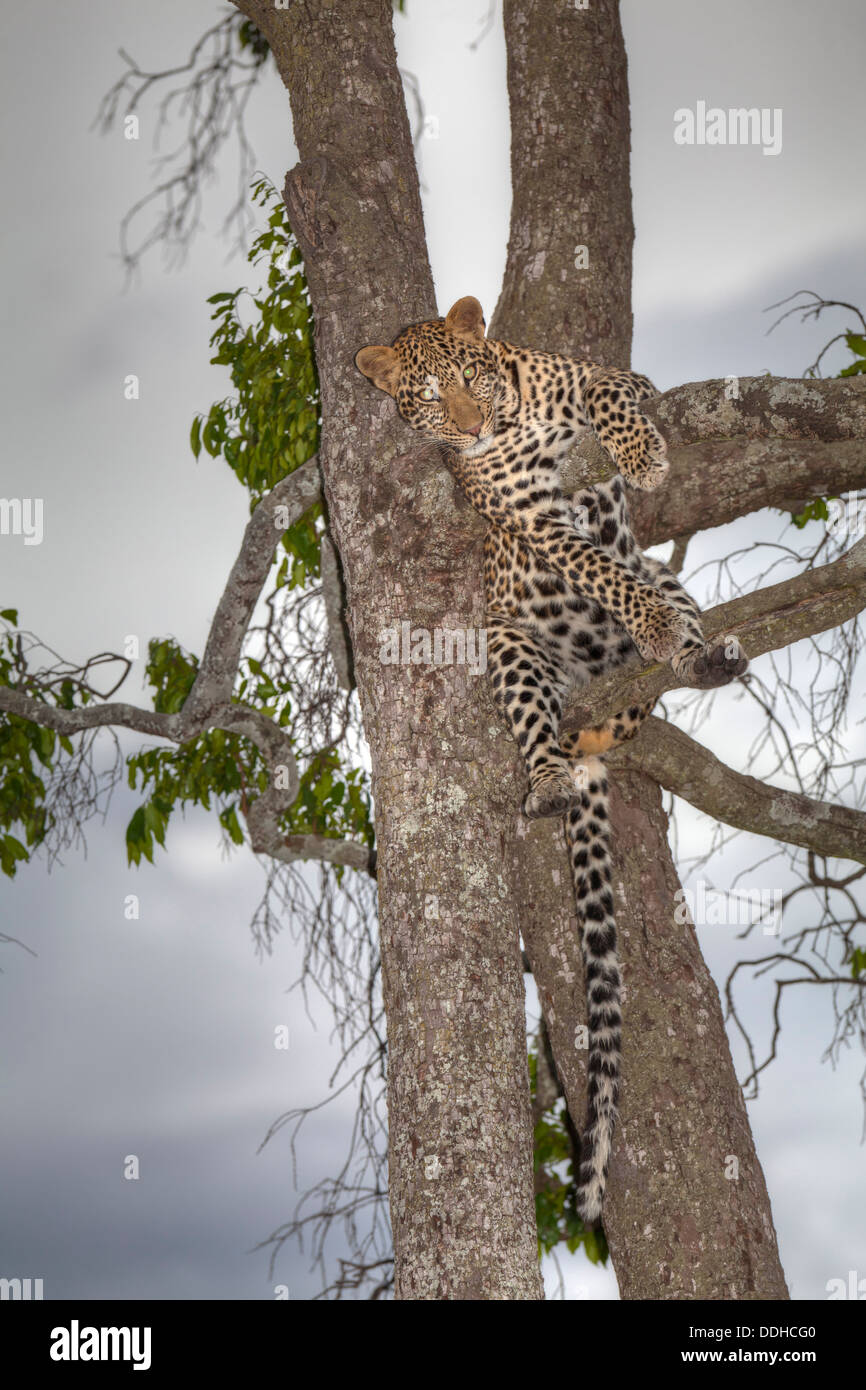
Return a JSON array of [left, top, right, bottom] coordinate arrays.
[[631, 437, 866, 549], [613, 717, 866, 865], [650, 375, 866, 446], [185, 459, 323, 717], [558, 376, 866, 545]]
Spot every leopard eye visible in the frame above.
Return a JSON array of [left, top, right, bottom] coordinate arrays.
[[418, 386, 438, 402], [462, 364, 478, 381]]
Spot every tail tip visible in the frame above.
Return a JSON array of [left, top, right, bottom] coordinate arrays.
[[576, 1185, 604, 1227]]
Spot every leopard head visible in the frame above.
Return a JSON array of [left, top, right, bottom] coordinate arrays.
[[354, 296, 505, 451]]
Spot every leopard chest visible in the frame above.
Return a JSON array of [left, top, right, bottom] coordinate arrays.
[[450, 424, 571, 520]]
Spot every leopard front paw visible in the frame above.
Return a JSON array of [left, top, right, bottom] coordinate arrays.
[[676, 636, 749, 688], [632, 600, 688, 664], [523, 770, 582, 820], [616, 429, 669, 492]]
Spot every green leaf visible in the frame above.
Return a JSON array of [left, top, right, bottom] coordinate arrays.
[[59, 179, 374, 886], [144, 801, 167, 848], [0, 608, 18, 624], [1, 833, 29, 877], [791, 496, 834, 528], [220, 805, 245, 845], [125, 806, 148, 866], [583, 1228, 602, 1264], [33, 726, 56, 767]]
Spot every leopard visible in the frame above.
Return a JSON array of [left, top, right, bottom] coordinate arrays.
[[355, 295, 748, 1227]]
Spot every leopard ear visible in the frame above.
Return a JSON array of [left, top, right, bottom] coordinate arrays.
[[354, 345, 401, 396], [444, 296, 486, 342]]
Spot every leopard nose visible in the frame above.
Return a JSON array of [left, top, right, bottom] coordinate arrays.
[[464, 422, 481, 436]]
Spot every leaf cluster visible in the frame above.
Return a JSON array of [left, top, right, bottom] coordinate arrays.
[[0, 612, 86, 876]]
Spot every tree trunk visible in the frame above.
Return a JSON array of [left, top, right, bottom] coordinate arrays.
[[234, 0, 543, 1298], [490, 0, 634, 366], [494, 0, 789, 1297]]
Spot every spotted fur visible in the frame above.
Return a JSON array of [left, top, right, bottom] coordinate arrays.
[[356, 297, 748, 1227]]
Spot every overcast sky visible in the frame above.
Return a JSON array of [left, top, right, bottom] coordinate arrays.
[[1, 0, 864, 1302]]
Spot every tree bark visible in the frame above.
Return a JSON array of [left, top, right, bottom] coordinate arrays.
[[490, 0, 635, 366], [232, 0, 542, 1299]]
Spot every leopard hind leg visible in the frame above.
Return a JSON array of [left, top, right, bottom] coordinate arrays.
[[486, 614, 582, 819]]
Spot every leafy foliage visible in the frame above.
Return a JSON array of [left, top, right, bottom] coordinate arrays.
[[124, 638, 374, 870], [791, 496, 834, 530], [0, 612, 78, 877], [190, 177, 323, 586], [236, 18, 270, 63], [192, 180, 319, 496], [850, 946, 866, 980]]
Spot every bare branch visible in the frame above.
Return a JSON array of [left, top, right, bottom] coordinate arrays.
[[95, 14, 270, 271], [634, 437, 866, 547], [468, 1, 498, 51], [763, 290, 866, 379], [613, 717, 866, 865], [0, 688, 176, 741], [648, 375, 866, 447], [667, 532, 692, 575], [726, 954, 866, 1099], [764, 289, 866, 339], [184, 458, 323, 717]]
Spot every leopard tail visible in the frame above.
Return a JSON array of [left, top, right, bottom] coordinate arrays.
[[565, 755, 621, 1226]]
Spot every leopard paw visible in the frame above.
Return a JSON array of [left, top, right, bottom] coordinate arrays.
[[616, 427, 669, 492], [524, 771, 582, 820], [677, 636, 749, 688], [632, 600, 688, 664]]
